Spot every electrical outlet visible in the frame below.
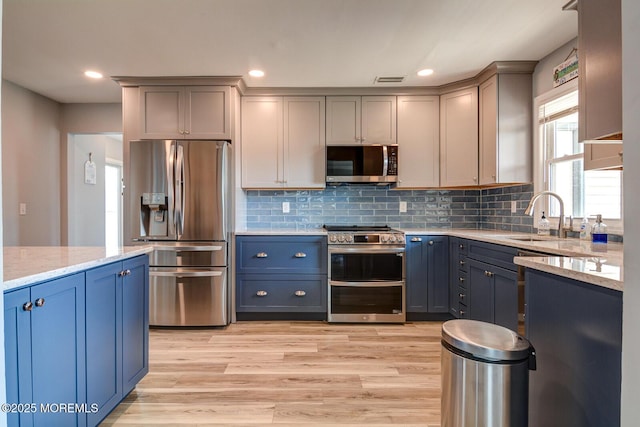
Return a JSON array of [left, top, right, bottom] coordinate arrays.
[[282, 202, 290, 213], [511, 200, 517, 213], [19, 203, 27, 216], [399, 201, 407, 213]]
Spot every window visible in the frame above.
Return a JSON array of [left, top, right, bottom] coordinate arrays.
[[535, 81, 623, 230]]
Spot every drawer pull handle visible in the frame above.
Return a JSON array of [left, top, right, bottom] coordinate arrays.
[[256, 252, 268, 258], [459, 244, 464, 250], [410, 237, 422, 242], [294, 252, 307, 258], [294, 290, 306, 297], [459, 310, 466, 316], [23, 302, 33, 312], [484, 271, 494, 278], [428, 240, 434, 246], [459, 293, 465, 298], [459, 260, 465, 266], [459, 277, 465, 283], [35, 298, 45, 307], [256, 290, 268, 297]]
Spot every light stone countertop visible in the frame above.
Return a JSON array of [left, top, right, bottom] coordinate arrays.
[[235, 227, 624, 289], [3, 245, 154, 292]]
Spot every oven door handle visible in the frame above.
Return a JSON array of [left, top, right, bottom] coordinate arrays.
[[328, 247, 405, 255], [329, 280, 405, 288]]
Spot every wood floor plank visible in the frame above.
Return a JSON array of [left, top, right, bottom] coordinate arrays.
[[102, 321, 444, 426]]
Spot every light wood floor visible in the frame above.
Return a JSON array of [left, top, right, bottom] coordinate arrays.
[[102, 321, 444, 426]]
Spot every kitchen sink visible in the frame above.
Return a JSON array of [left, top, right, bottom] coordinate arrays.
[[507, 236, 555, 242]]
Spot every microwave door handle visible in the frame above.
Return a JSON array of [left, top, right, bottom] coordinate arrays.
[[382, 145, 388, 176]]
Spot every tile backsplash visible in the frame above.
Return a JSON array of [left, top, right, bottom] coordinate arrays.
[[244, 183, 622, 241]]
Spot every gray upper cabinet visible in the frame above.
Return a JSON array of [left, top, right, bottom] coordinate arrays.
[[139, 86, 231, 140], [326, 96, 396, 145], [396, 96, 440, 188], [479, 73, 532, 185], [577, 0, 622, 142]]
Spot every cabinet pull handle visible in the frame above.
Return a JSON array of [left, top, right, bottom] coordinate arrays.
[[294, 252, 307, 258], [459, 277, 465, 283], [484, 271, 494, 278], [23, 302, 33, 312], [459, 293, 465, 298], [256, 290, 268, 297], [35, 298, 45, 307], [459, 244, 464, 250], [459, 260, 465, 266], [294, 290, 306, 297], [184, 130, 190, 135], [411, 237, 422, 242], [459, 310, 466, 316], [256, 252, 268, 258], [119, 269, 131, 277], [428, 240, 434, 246]]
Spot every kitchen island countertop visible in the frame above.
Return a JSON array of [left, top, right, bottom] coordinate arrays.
[[3, 245, 154, 292]]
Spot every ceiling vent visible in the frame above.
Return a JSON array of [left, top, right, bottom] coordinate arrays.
[[374, 76, 405, 84]]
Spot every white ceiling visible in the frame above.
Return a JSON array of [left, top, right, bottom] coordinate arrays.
[[2, 0, 577, 104]]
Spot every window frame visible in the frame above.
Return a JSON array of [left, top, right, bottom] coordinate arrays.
[[533, 79, 623, 234]]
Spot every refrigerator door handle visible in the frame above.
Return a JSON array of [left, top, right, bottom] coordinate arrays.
[[154, 245, 224, 252], [175, 144, 185, 237], [167, 143, 176, 238]]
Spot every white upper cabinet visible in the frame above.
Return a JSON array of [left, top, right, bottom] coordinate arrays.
[[242, 97, 325, 189], [139, 86, 230, 140], [396, 96, 440, 188], [479, 74, 532, 185], [326, 96, 396, 145], [439, 87, 479, 187]]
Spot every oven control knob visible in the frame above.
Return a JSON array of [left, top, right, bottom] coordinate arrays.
[[345, 235, 353, 243], [396, 235, 405, 244], [329, 234, 337, 243], [338, 234, 345, 243], [380, 234, 388, 243], [388, 234, 397, 243]]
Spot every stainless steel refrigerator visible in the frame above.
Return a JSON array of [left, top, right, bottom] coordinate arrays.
[[128, 139, 230, 326]]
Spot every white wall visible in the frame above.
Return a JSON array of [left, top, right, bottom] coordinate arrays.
[[67, 134, 122, 246], [532, 37, 578, 97], [621, 0, 639, 424], [1, 80, 61, 246]]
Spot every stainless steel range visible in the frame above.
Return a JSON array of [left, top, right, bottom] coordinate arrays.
[[324, 225, 406, 323]]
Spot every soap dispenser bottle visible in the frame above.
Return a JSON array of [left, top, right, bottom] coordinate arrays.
[[591, 214, 608, 243], [579, 217, 590, 240], [538, 211, 550, 236]]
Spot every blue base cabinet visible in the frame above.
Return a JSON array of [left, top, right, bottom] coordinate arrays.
[[236, 236, 327, 320], [4, 273, 87, 427], [405, 235, 449, 317], [525, 269, 622, 427], [85, 255, 149, 426], [4, 255, 149, 427]]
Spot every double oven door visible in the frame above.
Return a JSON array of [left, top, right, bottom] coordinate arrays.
[[328, 245, 405, 323]]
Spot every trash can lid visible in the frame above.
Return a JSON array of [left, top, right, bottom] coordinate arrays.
[[442, 319, 532, 362]]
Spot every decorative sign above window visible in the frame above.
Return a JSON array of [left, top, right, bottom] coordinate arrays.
[[553, 51, 579, 88]]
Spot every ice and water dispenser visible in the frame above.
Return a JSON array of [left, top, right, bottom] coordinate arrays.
[[140, 192, 168, 237]]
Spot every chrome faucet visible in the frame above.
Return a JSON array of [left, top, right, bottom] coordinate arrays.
[[524, 191, 567, 238]]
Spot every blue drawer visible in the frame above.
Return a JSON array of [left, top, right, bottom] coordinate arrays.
[[466, 239, 518, 272], [236, 274, 327, 312], [236, 236, 327, 275]]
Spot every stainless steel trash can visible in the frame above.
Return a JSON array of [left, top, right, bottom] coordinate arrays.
[[441, 319, 536, 427]]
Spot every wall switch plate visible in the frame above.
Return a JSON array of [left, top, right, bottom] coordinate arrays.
[[19, 203, 27, 215], [511, 201, 517, 213], [282, 202, 290, 213], [399, 201, 407, 213]]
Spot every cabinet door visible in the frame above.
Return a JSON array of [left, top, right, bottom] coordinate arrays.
[[4, 288, 33, 427], [479, 76, 498, 185], [361, 96, 396, 145], [139, 86, 184, 139], [184, 86, 230, 139], [86, 262, 123, 427], [578, 0, 622, 141], [326, 96, 361, 145], [467, 259, 494, 323], [30, 273, 86, 427], [584, 142, 623, 170], [397, 96, 440, 187], [405, 236, 428, 312], [122, 256, 149, 393], [427, 236, 449, 313], [241, 97, 284, 188], [283, 97, 326, 188], [492, 265, 518, 331], [440, 88, 479, 187]]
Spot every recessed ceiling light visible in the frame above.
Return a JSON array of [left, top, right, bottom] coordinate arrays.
[[248, 69, 265, 78], [417, 69, 434, 77], [84, 70, 103, 79]]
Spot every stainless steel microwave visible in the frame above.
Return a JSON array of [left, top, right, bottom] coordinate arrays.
[[326, 145, 398, 184]]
